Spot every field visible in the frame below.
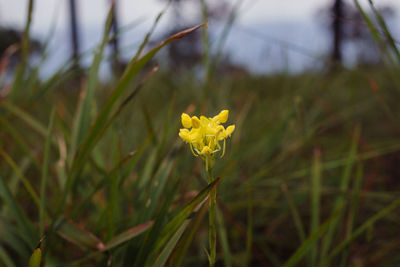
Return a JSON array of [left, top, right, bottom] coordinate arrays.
[[1, 1, 400, 266]]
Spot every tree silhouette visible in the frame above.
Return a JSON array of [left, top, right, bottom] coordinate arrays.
[[332, 0, 344, 64], [317, 1, 396, 67], [68, 0, 80, 69]]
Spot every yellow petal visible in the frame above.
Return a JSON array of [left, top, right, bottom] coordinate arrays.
[[200, 116, 209, 124], [206, 125, 217, 136], [179, 131, 191, 143], [190, 129, 201, 143], [191, 116, 201, 128], [181, 113, 192, 128], [216, 125, 226, 140], [213, 109, 229, 124], [225, 125, 235, 137]]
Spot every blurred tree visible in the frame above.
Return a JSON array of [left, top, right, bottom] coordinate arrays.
[[157, 0, 234, 71], [346, 5, 396, 65], [316, 1, 396, 67], [0, 27, 41, 68], [68, 0, 80, 69], [332, 0, 344, 64]]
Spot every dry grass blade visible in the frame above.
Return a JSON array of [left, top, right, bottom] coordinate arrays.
[[55, 218, 104, 251], [102, 221, 154, 251]]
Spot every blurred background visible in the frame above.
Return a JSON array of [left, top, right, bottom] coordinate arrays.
[[1, 0, 400, 76], [2, 0, 400, 266]]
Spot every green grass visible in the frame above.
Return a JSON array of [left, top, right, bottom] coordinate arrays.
[[1, 1, 400, 266]]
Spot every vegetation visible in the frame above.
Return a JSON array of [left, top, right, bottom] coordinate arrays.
[[1, 0, 400, 266]]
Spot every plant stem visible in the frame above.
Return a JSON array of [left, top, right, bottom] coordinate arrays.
[[207, 157, 216, 267]]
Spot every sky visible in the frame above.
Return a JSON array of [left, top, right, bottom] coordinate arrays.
[[1, 0, 400, 34]]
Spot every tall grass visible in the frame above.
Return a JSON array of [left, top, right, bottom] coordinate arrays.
[[1, 1, 400, 266]]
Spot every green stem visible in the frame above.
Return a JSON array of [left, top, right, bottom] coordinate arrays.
[[207, 157, 216, 267]]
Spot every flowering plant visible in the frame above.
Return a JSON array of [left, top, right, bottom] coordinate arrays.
[[179, 109, 234, 267]]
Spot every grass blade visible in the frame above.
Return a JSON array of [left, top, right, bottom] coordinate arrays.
[[1, 102, 47, 137], [353, 0, 395, 65], [200, 0, 210, 89], [10, 0, 34, 101], [170, 200, 209, 266], [327, 197, 400, 262], [137, 152, 175, 223], [0, 245, 16, 267], [136, 178, 221, 266], [55, 218, 104, 251], [150, 178, 220, 259], [152, 221, 189, 267], [0, 174, 36, 248], [62, 221, 154, 265], [367, 0, 400, 63], [28, 248, 41, 267], [245, 185, 253, 267], [211, 0, 244, 77], [128, 0, 170, 67], [39, 109, 56, 236], [340, 163, 363, 266], [0, 116, 40, 170], [132, 180, 179, 267], [256, 142, 400, 186], [0, 220, 31, 259], [71, 135, 151, 218], [284, 206, 343, 267], [0, 150, 40, 208], [216, 205, 232, 267], [102, 221, 154, 251], [70, 2, 115, 159], [319, 125, 360, 264], [281, 184, 306, 243], [309, 148, 321, 266]]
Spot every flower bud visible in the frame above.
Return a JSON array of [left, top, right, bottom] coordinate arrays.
[[191, 116, 201, 128], [218, 110, 229, 123], [181, 113, 192, 128], [225, 125, 235, 137], [179, 130, 191, 143]]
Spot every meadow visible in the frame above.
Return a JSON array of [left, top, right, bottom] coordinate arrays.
[[1, 1, 400, 266]]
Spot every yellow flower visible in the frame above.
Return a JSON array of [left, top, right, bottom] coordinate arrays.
[[179, 110, 235, 160]]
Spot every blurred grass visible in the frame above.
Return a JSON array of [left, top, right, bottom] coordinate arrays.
[[1, 1, 400, 266]]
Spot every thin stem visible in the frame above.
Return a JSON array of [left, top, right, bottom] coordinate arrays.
[[206, 157, 216, 267]]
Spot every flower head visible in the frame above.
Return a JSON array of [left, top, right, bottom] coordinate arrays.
[[179, 110, 235, 161]]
